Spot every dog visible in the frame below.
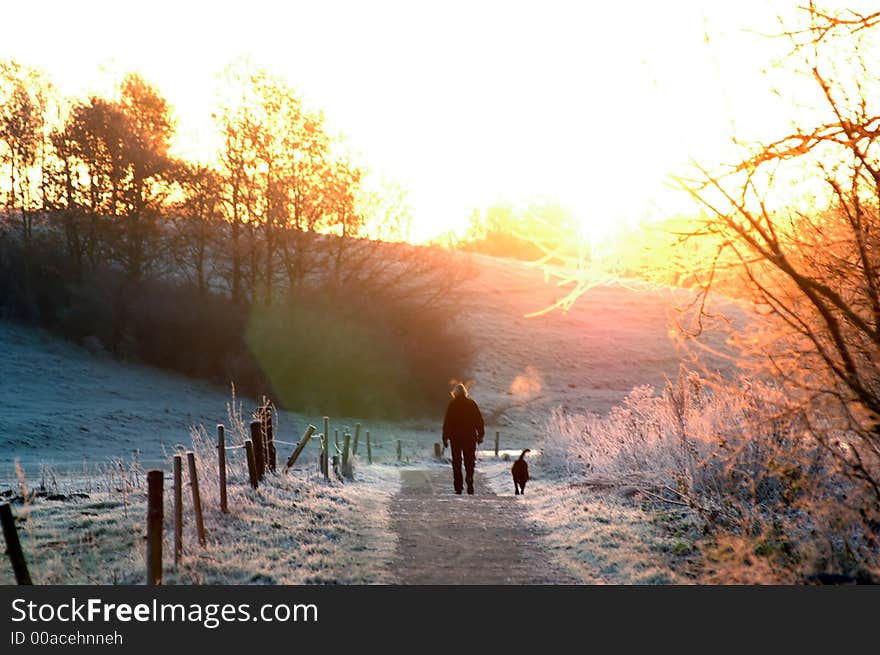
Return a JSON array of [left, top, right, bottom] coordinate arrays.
[[511, 449, 531, 495]]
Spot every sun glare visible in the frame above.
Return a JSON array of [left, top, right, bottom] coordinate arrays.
[[1, 0, 865, 245]]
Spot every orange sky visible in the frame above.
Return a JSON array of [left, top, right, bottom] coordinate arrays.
[[1, 1, 863, 243]]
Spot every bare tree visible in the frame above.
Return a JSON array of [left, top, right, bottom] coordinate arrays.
[[59, 75, 175, 283], [216, 98, 254, 303], [358, 174, 413, 243], [171, 163, 222, 295], [114, 73, 175, 283], [678, 3, 880, 509], [0, 60, 52, 251]]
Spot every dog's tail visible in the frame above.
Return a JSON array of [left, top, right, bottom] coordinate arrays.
[[518, 448, 531, 461]]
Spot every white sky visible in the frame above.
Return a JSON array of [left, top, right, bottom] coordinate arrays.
[[0, 0, 828, 241]]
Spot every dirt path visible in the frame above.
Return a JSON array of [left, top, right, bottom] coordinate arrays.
[[390, 468, 576, 584]]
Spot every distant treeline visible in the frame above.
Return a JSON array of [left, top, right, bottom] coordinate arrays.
[[0, 59, 472, 418], [436, 201, 587, 263]]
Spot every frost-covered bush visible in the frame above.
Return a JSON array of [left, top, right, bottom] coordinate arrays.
[[544, 368, 879, 581]]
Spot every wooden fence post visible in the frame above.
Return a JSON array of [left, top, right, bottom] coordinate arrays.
[[284, 425, 317, 472], [434, 442, 442, 459], [396, 439, 402, 462], [173, 455, 183, 567], [146, 469, 163, 585], [335, 430, 339, 452], [245, 440, 259, 489], [342, 433, 351, 468], [186, 451, 207, 548], [251, 420, 265, 480], [353, 423, 361, 455], [187, 453, 206, 548], [264, 409, 276, 472], [322, 417, 330, 479], [495, 431, 500, 457], [366, 432, 372, 465], [319, 436, 327, 481], [0, 503, 32, 585], [217, 425, 228, 514]]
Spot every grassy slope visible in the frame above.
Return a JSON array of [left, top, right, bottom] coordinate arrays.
[[0, 249, 739, 584], [0, 465, 400, 585], [1, 249, 737, 468], [453, 253, 738, 583], [482, 455, 698, 584], [453, 252, 737, 435]]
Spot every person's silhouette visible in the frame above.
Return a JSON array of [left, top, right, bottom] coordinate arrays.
[[442, 383, 485, 494]]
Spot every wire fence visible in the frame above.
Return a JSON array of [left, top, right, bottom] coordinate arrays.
[[1, 399, 507, 586]]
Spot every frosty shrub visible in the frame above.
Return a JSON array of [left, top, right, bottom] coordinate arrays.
[[544, 367, 879, 582]]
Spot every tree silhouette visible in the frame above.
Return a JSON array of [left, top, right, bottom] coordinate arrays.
[[57, 75, 175, 283], [0, 60, 52, 251], [0, 56, 472, 416], [679, 4, 880, 507], [172, 162, 222, 295]]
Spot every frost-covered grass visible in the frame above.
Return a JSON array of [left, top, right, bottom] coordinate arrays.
[[0, 399, 401, 585], [0, 319, 450, 476], [536, 369, 880, 583], [0, 255, 751, 585], [0, 464, 400, 585], [481, 455, 694, 584]]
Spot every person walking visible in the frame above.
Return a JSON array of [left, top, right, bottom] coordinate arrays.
[[442, 383, 485, 495]]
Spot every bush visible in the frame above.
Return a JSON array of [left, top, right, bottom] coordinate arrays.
[[543, 367, 879, 582]]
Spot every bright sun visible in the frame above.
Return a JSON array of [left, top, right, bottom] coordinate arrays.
[[0, 0, 853, 244]]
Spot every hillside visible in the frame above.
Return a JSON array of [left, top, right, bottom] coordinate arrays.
[[451, 252, 737, 437], [0, 250, 744, 586], [0, 250, 739, 472]]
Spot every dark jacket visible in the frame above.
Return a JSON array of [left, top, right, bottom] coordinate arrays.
[[442, 395, 485, 444]]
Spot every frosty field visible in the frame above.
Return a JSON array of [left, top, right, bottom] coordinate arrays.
[[0, 254, 722, 584]]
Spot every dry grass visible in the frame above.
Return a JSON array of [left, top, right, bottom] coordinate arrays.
[[0, 398, 399, 585], [481, 456, 694, 584], [0, 465, 399, 585], [538, 368, 880, 583]]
